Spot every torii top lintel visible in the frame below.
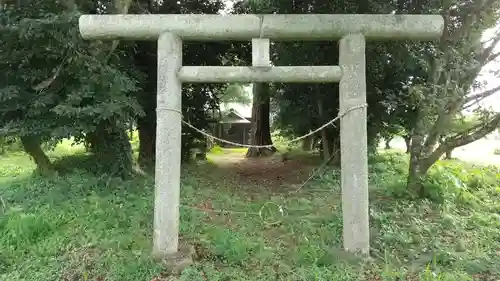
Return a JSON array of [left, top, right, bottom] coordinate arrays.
[[79, 14, 444, 41]]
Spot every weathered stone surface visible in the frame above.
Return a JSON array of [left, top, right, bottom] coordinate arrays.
[[79, 14, 444, 41], [153, 32, 182, 256], [177, 66, 343, 83], [79, 14, 261, 40], [261, 14, 444, 40], [252, 38, 270, 66], [339, 33, 370, 255], [154, 243, 196, 275]]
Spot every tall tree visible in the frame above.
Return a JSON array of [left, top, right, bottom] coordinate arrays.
[[220, 84, 252, 105], [271, 0, 401, 162], [130, 0, 232, 166], [403, 0, 500, 195], [0, 0, 141, 176], [246, 83, 277, 156], [234, 0, 277, 157]]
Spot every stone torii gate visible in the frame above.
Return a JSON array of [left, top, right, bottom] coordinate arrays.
[[79, 14, 444, 258]]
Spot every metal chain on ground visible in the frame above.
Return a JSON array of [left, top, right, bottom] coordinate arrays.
[[181, 103, 367, 148]]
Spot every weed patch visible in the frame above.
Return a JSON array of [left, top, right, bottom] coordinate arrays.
[[0, 145, 498, 280]]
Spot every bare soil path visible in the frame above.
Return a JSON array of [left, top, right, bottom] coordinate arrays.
[[204, 150, 321, 190]]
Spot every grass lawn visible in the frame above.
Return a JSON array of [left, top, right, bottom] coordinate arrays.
[[0, 141, 499, 281]]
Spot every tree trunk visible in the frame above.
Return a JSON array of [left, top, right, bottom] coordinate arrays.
[[320, 132, 330, 160], [331, 135, 341, 166], [0, 136, 5, 154], [302, 135, 314, 151], [138, 114, 156, 168], [129, 122, 134, 140], [317, 98, 331, 161], [404, 135, 411, 154], [88, 120, 133, 177], [406, 159, 430, 197], [408, 146, 433, 197], [444, 149, 453, 159], [407, 129, 434, 197], [246, 83, 276, 157], [385, 138, 392, 149], [21, 135, 54, 175], [407, 127, 427, 196], [134, 41, 157, 168]]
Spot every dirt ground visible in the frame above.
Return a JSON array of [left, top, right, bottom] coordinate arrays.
[[201, 135, 500, 191], [205, 151, 322, 190]]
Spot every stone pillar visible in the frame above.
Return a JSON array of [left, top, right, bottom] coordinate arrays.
[[339, 33, 369, 255], [153, 32, 182, 257], [252, 38, 270, 66]]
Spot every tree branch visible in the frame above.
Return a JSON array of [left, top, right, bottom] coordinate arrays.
[[463, 84, 500, 105], [442, 0, 496, 44], [485, 50, 500, 65], [426, 44, 500, 149], [32, 50, 70, 92], [422, 70, 462, 154], [423, 113, 500, 170], [104, 0, 133, 62], [462, 95, 490, 111], [477, 31, 500, 65], [443, 113, 500, 150]]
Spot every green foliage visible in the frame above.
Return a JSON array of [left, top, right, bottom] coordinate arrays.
[[129, 0, 235, 165], [205, 227, 261, 265], [373, 151, 500, 205], [0, 1, 142, 175], [1, 0, 499, 277], [247, 0, 413, 155], [0, 4, 141, 142], [401, 0, 500, 192], [0, 137, 23, 154], [85, 122, 134, 177], [220, 84, 252, 105], [369, 154, 499, 279], [440, 115, 483, 142], [1, 143, 499, 280], [208, 145, 224, 154]]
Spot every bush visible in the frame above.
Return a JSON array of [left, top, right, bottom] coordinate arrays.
[[0, 137, 23, 154], [369, 152, 500, 205], [425, 161, 499, 204]]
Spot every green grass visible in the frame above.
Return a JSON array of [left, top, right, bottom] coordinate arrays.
[[0, 142, 499, 281], [209, 145, 247, 155]]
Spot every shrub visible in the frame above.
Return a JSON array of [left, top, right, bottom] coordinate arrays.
[[369, 152, 500, 204], [0, 137, 23, 154]]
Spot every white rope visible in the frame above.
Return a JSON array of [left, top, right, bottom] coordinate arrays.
[[180, 103, 368, 148]]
